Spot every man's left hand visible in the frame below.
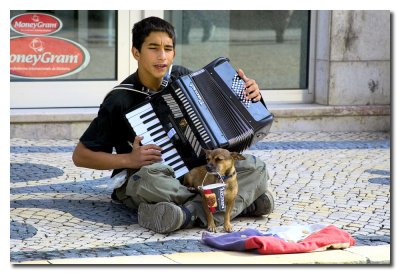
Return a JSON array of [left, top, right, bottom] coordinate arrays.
[[237, 69, 262, 102]]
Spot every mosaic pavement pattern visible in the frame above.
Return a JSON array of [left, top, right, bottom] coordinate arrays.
[[10, 132, 391, 262]]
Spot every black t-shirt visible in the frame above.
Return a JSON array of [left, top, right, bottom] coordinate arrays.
[[79, 65, 191, 175]]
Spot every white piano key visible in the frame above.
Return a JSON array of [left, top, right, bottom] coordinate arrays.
[[166, 158, 185, 170], [126, 103, 152, 120], [142, 131, 165, 144], [148, 136, 173, 151], [162, 148, 178, 160], [170, 158, 185, 169], [174, 166, 189, 178], [163, 150, 180, 163], [128, 112, 157, 128], [160, 142, 173, 151], [137, 125, 163, 141], [133, 118, 160, 135]]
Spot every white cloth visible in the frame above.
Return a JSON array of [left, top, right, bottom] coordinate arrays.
[[107, 169, 128, 190], [265, 223, 328, 242]]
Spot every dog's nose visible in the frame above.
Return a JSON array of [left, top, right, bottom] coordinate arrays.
[[206, 164, 215, 172]]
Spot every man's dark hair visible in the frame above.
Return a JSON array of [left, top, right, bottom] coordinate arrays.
[[131, 16, 176, 51]]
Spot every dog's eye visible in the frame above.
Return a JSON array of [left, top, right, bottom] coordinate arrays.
[[216, 157, 224, 162]]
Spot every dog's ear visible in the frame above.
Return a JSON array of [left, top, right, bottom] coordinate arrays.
[[231, 152, 246, 161], [201, 148, 210, 157]]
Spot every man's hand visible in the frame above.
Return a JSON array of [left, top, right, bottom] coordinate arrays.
[[237, 69, 262, 102], [127, 136, 162, 168]]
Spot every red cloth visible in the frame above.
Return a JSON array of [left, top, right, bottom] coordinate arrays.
[[244, 225, 355, 254]]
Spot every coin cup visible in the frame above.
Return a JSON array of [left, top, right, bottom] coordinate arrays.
[[199, 183, 225, 213]]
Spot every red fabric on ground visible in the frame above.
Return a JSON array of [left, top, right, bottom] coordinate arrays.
[[244, 225, 355, 254]]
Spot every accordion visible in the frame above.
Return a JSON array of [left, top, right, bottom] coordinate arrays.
[[125, 57, 274, 178]]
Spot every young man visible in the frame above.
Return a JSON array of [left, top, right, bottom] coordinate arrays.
[[72, 16, 274, 234]]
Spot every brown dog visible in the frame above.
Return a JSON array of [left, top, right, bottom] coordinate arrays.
[[183, 148, 245, 232]]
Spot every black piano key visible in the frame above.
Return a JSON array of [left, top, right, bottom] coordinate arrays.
[[164, 153, 178, 162], [169, 158, 183, 167], [161, 144, 174, 154], [154, 133, 168, 142], [143, 116, 157, 124], [147, 122, 162, 131], [150, 127, 165, 136], [158, 139, 172, 148], [173, 163, 186, 171], [139, 110, 154, 119]]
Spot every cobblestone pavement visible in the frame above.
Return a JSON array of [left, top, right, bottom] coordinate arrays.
[[10, 132, 391, 263]]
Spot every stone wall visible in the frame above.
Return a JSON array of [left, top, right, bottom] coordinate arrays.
[[315, 10, 391, 106]]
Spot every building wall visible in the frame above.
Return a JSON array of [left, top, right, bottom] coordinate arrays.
[[315, 10, 391, 106]]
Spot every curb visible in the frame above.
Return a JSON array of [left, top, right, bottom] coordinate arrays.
[[16, 244, 390, 265]]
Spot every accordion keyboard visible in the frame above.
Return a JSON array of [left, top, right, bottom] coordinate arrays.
[[125, 103, 189, 178]]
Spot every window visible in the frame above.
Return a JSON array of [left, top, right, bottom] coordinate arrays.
[[10, 10, 313, 108], [10, 10, 132, 108], [165, 10, 312, 103], [10, 11, 117, 81]]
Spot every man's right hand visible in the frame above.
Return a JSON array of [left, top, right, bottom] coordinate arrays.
[[127, 136, 162, 168], [72, 136, 162, 171]]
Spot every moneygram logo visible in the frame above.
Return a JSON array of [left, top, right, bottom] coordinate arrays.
[[10, 36, 90, 79], [10, 13, 62, 36]]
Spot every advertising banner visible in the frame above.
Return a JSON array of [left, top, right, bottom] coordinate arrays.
[[10, 12, 90, 80], [10, 13, 62, 36], [10, 36, 90, 79]]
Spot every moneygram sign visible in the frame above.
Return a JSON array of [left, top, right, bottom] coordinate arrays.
[[11, 13, 62, 36], [10, 36, 90, 79]]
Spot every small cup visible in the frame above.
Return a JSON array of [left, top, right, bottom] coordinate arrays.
[[199, 183, 226, 213]]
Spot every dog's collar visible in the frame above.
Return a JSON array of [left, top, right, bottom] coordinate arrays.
[[217, 171, 237, 182]]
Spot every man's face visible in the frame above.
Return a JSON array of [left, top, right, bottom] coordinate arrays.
[[132, 31, 175, 85]]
